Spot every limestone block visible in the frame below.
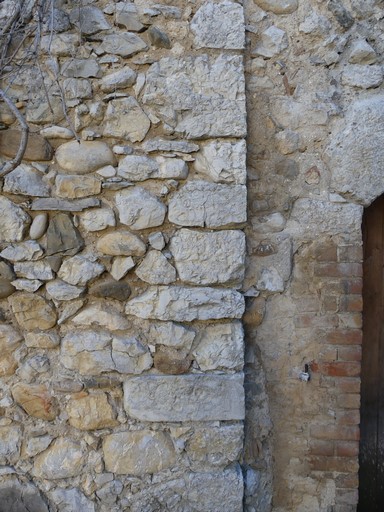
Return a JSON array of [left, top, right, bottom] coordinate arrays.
[[69, 6, 110, 34], [0, 261, 16, 281], [40, 126, 74, 139], [186, 425, 244, 468], [79, 207, 115, 232], [143, 139, 199, 153], [0, 130, 53, 161], [135, 250, 176, 284], [71, 303, 129, 330], [115, 188, 166, 230], [126, 286, 245, 321], [287, 199, 363, 237], [31, 198, 100, 211], [349, 39, 377, 64], [58, 256, 105, 285], [55, 175, 101, 198], [46, 280, 85, 301], [251, 212, 286, 234], [100, 67, 137, 92], [148, 26, 171, 49], [24, 330, 60, 348], [117, 155, 159, 181], [143, 55, 246, 138], [0, 426, 21, 464], [110, 256, 135, 280], [63, 78, 92, 100], [191, 1, 245, 49], [341, 65, 383, 89], [56, 141, 116, 174], [0, 324, 23, 376], [148, 322, 196, 351], [103, 431, 175, 475], [253, 26, 288, 58], [101, 33, 147, 57], [3, 164, 50, 197], [62, 59, 101, 78], [12, 383, 58, 421], [0, 478, 49, 512], [148, 232, 165, 250], [40, 33, 80, 56], [46, 213, 84, 257], [154, 347, 191, 374], [67, 393, 118, 430], [115, 2, 144, 31], [123, 374, 245, 421], [0, 197, 30, 243], [14, 261, 54, 280], [0, 278, 15, 298], [61, 330, 152, 375], [9, 293, 57, 330], [123, 468, 243, 512], [170, 229, 245, 286], [194, 140, 246, 184], [326, 96, 384, 205], [104, 97, 151, 142], [33, 438, 85, 479], [49, 488, 95, 512], [0, 241, 43, 262], [96, 231, 146, 256], [254, 0, 298, 13], [193, 322, 244, 371], [11, 279, 41, 292], [168, 181, 247, 228]]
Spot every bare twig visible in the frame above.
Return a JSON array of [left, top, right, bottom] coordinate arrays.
[[0, 87, 29, 176]]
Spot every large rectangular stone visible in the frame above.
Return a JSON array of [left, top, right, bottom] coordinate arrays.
[[123, 374, 245, 421]]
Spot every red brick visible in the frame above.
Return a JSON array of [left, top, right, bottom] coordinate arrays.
[[326, 329, 362, 345], [309, 440, 334, 456], [337, 393, 360, 409], [314, 362, 360, 377], [336, 410, 360, 426], [310, 424, 359, 441], [319, 347, 338, 362], [310, 456, 359, 472], [336, 441, 359, 457], [338, 346, 362, 362], [338, 378, 360, 394], [314, 263, 362, 278], [339, 295, 363, 312], [342, 278, 363, 294]]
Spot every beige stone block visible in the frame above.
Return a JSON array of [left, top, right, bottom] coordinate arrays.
[[33, 437, 85, 479], [12, 383, 59, 421], [9, 293, 57, 330], [67, 393, 118, 430]]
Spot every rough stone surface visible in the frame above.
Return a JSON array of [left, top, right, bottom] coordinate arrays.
[[67, 393, 118, 430], [103, 431, 176, 475], [104, 97, 151, 142], [0, 477, 49, 512], [3, 164, 50, 197], [55, 141, 116, 174], [0, 130, 53, 161], [193, 322, 244, 371], [71, 303, 129, 330], [100, 67, 137, 92], [0, 241, 43, 262], [194, 140, 246, 184], [46, 280, 84, 301], [62, 59, 101, 78], [31, 198, 100, 211], [100, 33, 147, 57], [170, 229, 245, 286], [0, 278, 16, 298], [58, 256, 104, 286], [254, 0, 298, 13], [61, 330, 152, 375], [12, 383, 58, 420], [143, 55, 246, 138], [191, 1, 245, 50], [33, 438, 84, 479], [168, 181, 247, 228], [117, 155, 159, 181], [79, 207, 115, 232], [253, 26, 289, 58], [110, 256, 135, 280], [9, 293, 57, 330], [115, 187, 166, 230], [24, 330, 60, 348], [124, 374, 245, 421], [46, 213, 84, 256], [55, 175, 101, 198], [0, 324, 23, 377], [126, 286, 245, 321], [49, 488, 95, 512], [135, 250, 176, 284], [97, 231, 146, 256], [69, 6, 110, 35], [14, 261, 54, 280], [115, 2, 144, 31], [0, 197, 30, 243], [341, 64, 383, 89]]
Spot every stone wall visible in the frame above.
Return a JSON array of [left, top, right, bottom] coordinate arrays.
[[0, 1, 247, 511], [244, 0, 383, 511]]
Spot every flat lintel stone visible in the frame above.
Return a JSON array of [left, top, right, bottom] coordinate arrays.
[[31, 198, 100, 211], [123, 373, 245, 421]]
